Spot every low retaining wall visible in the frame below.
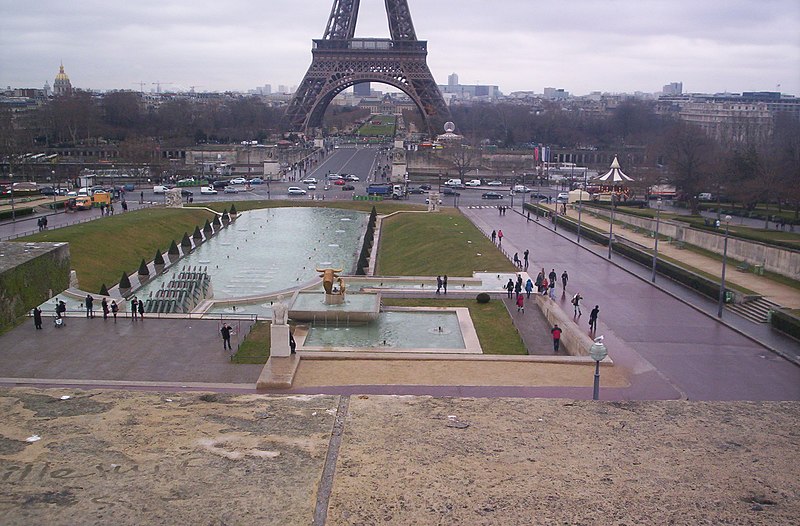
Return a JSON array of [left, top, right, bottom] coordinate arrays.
[[533, 294, 595, 358]]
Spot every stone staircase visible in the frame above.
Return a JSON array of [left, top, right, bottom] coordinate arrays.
[[726, 297, 781, 323]]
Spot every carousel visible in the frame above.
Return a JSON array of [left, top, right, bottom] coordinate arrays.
[[593, 156, 634, 202]]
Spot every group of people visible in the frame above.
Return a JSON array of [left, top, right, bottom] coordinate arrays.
[[512, 249, 529, 270], [36, 216, 49, 231], [99, 202, 115, 216], [490, 229, 503, 245], [436, 275, 449, 295], [497, 206, 510, 216]]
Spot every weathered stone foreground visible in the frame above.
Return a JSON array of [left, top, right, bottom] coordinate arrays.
[[0, 389, 797, 525]]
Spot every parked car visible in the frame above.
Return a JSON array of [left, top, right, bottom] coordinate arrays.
[[513, 185, 532, 193], [123, 183, 136, 192], [465, 179, 482, 187], [342, 184, 355, 191], [333, 179, 346, 186], [180, 189, 194, 197], [530, 192, 549, 200], [153, 185, 168, 194], [229, 177, 248, 185], [345, 174, 360, 181], [248, 178, 264, 184], [200, 186, 218, 195], [211, 180, 229, 189], [224, 186, 239, 194], [301, 178, 317, 185], [177, 178, 195, 184], [287, 186, 307, 196], [487, 180, 503, 186], [481, 192, 504, 200], [408, 187, 425, 194], [39, 186, 56, 196], [419, 184, 432, 190]]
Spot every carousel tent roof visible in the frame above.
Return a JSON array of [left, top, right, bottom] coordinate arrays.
[[597, 156, 634, 182]]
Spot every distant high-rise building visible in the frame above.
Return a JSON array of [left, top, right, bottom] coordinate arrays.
[[263, 84, 272, 95], [53, 63, 72, 96], [278, 85, 288, 94], [543, 87, 569, 100], [448, 73, 459, 87], [353, 82, 371, 96], [662, 82, 683, 96]]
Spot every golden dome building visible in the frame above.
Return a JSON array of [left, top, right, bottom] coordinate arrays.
[[53, 63, 72, 96]]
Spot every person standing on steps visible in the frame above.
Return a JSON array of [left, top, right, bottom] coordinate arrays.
[[551, 324, 562, 353], [589, 305, 600, 333], [561, 270, 569, 291], [220, 323, 232, 351]]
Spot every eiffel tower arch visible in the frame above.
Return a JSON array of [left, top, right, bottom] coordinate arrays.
[[285, 0, 450, 136]]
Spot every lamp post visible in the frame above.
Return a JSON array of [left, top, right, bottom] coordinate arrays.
[[9, 173, 15, 221], [607, 193, 616, 259], [651, 198, 662, 282], [589, 336, 607, 400], [717, 215, 732, 318], [51, 170, 57, 209]]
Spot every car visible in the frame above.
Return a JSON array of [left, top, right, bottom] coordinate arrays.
[[487, 180, 503, 186], [39, 186, 56, 196], [123, 183, 136, 191], [342, 184, 355, 191], [153, 185, 168, 194], [229, 177, 248, 185], [224, 186, 239, 194], [557, 192, 570, 202], [513, 185, 532, 193], [308, 184, 317, 190], [333, 179, 346, 185], [419, 184, 432, 190], [248, 178, 264, 185], [408, 187, 425, 194], [345, 174, 360, 182], [180, 189, 194, 197], [441, 187, 460, 196], [287, 186, 307, 196], [177, 178, 195, 184], [301, 178, 317, 185], [327, 174, 342, 181], [211, 180, 229, 189], [530, 192, 549, 200], [482, 192, 504, 200], [200, 186, 218, 195], [465, 179, 482, 187]]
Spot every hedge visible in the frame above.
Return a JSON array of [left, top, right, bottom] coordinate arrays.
[[770, 309, 800, 340]]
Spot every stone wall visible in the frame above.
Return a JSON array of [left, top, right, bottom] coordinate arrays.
[[534, 295, 594, 357], [0, 242, 71, 331]]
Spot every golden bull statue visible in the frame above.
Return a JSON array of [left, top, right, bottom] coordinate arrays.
[[317, 267, 344, 295]]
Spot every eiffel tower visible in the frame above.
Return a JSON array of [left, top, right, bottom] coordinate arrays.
[[285, 0, 450, 136]]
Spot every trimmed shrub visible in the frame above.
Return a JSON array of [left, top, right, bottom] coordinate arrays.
[[771, 309, 800, 340], [154, 250, 165, 266], [193, 225, 202, 240], [230, 203, 237, 215], [138, 258, 150, 277], [99, 283, 109, 296], [168, 239, 180, 256], [181, 232, 192, 248], [476, 293, 491, 304], [203, 219, 213, 235], [119, 271, 131, 290]]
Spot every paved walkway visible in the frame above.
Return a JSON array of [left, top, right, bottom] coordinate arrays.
[[541, 203, 800, 308], [462, 206, 800, 401]]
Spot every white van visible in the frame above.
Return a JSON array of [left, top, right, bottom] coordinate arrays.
[[444, 179, 463, 187], [153, 185, 168, 194], [465, 179, 482, 187]]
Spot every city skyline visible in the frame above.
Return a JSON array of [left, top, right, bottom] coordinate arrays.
[[1, 0, 799, 96]]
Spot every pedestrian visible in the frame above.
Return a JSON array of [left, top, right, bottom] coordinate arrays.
[[220, 323, 232, 351], [541, 277, 549, 296], [571, 292, 583, 316], [561, 270, 569, 291], [498, 205, 502, 216], [551, 324, 562, 353], [436, 275, 442, 295], [443, 275, 448, 294], [122, 200, 128, 212], [131, 297, 138, 320], [42, 216, 47, 229], [100, 203, 105, 216], [589, 305, 599, 332], [33, 307, 43, 329], [37, 217, 43, 232], [491, 230, 497, 244], [549, 279, 556, 300], [111, 300, 118, 322], [102, 298, 109, 320], [498, 229, 503, 245], [516, 293, 525, 313], [140, 191, 144, 204], [548, 269, 557, 288], [85, 294, 94, 318], [513, 253, 521, 268], [523, 249, 529, 270], [535, 272, 543, 294], [289, 331, 297, 354], [138, 298, 145, 319], [514, 277, 522, 297], [506, 278, 514, 299], [525, 278, 533, 299]]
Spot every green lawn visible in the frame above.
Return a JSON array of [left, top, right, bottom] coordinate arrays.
[[383, 298, 526, 355], [231, 321, 272, 364], [21, 207, 215, 293], [191, 199, 425, 215], [376, 210, 516, 276], [357, 114, 397, 136]]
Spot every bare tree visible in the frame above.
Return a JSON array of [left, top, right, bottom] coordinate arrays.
[[666, 122, 718, 215]]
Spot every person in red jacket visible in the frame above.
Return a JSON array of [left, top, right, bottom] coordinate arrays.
[[551, 324, 562, 353]]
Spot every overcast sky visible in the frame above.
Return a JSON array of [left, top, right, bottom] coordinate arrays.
[[1, 0, 799, 96]]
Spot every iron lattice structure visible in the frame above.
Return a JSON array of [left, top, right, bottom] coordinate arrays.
[[285, 0, 450, 136]]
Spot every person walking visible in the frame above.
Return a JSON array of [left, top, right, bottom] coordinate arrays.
[[443, 275, 448, 294], [33, 307, 43, 330], [551, 324, 562, 353], [548, 269, 557, 290], [549, 279, 556, 300], [525, 278, 533, 299], [561, 270, 569, 291], [42, 216, 47, 230], [111, 300, 118, 322], [516, 293, 525, 313], [220, 323, 232, 351], [436, 275, 442, 295], [571, 292, 583, 316], [540, 277, 549, 296], [523, 250, 529, 270], [505, 279, 514, 299], [514, 277, 522, 297], [491, 230, 497, 244], [131, 297, 138, 320], [85, 294, 94, 318], [140, 190, 144, 204], [101, 298, 109, 320], [589, 305, 600, 333], [497, 229, 503, 246]]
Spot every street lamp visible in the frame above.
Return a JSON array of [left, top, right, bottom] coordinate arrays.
[[51, 170, 57, 209], [651, 198, 662, 282], [589, 336, 607, 400], [607, 193, 616, 259], [717, 215, 732, 318], [9, 173, 15, 221]]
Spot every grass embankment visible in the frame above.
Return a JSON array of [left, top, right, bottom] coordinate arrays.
[[381, 298, 527, 355], [377, 210, 516, 276], [21, 207, 215, 293], [231, 321, 271, 364]]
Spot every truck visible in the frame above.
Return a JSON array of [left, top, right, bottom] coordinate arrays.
[[366, 184, 392, 196]]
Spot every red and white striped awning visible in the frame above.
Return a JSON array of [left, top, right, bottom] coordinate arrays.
[[597, 156, 633, 182]]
